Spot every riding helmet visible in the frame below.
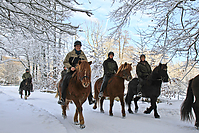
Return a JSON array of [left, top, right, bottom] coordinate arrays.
[[74, 41, 82, 47], [108, 51, 114, 57], [140, 54, 146, 59]]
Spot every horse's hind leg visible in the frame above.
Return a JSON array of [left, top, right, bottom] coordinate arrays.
[[109, 97, 114, 116], [100, 97, 105, 113], [193, 99, 199, 128], [134, 96, 141, 113], [119, 95, 126, 117]]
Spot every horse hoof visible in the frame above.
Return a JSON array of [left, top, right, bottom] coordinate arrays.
[[135, 109, 138, 113], [128, 109, 134, 114], [122, 114, 126, 118], [80, 124, 85, 129], [109, 113, 113, 116], [62, 114, 67, 119], [24, 96, 27, 100], [93, 106, 97, 110], [74, 122, 79, 125], [144, 110, 150, 114], [100, 110, 104, 113], [155, 115, 160, 118]]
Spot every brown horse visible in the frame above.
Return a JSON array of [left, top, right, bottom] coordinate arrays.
[[181, 74, 199, 129], [56, 60, 92, 129], [93, 62, 132, 117]]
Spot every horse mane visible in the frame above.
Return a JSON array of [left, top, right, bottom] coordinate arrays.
[[72, 60, 91, 78], [116, 62, 132, 74]]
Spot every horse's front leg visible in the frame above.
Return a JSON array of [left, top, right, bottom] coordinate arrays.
[[24, 90, 27, 100], [119, 95, 125, 117], [109, 97, 114, 116], [149, 97, 160, 118], [73, 100, 85, 129], [62, 105, 67, 119]]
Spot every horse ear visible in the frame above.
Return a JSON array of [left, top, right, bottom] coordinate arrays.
[[124, 62, 127, 67], [159, 63, 162, 66], [88, 61, 92, 65], [78, 60, 82, 65], [130, 63, 132, 65]]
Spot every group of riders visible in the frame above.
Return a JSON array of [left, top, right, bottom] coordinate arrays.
[[20, 40, 152, 105]]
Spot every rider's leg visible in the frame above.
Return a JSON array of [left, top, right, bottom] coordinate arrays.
[[88, 84, 96, 105], [99, 75, 109, 98], [137, 78, 143, 96], [58, 72, 73, 105]]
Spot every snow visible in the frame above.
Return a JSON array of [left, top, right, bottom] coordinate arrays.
[[0, 86, 197, 133]]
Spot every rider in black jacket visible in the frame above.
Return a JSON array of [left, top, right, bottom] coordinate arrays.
[[98, 52, 118, 98]]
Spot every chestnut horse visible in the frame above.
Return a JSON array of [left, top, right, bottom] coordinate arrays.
[[181, 74, 199, 129], [93, 62, 132, 117], [56, 60, 92, 129]]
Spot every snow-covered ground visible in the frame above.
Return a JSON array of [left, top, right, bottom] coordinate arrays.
[[0, 86, 197, 133]]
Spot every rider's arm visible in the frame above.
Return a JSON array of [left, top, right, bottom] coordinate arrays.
[[63, 52, 72, 69], [136, 64, 142, 78]]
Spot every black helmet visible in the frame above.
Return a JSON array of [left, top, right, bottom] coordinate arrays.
[[74, 41, 82, 47], [140, 54, 146, 59], [26, 69, 29, 72], [108, 51, 114, 57]]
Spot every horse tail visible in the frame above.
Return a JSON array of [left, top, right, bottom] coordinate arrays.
[[181, 79, 194, 121]]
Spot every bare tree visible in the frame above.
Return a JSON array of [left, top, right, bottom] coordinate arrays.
[[110, 0, 199, 77]]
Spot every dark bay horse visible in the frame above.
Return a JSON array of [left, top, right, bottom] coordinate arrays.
[[19, 78, 32, 100], [125, 63, 169, 118], [93, 62, 132, 117], [181, 74, 199, 129], [56, 60, 92, 129]]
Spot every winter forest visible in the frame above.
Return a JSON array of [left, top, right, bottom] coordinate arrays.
[[0, 0, 199, 97]]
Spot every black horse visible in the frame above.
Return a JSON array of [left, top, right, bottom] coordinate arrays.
[[19, 78, 32, 100], [181, 74, 199, 129], [125, 63, 169, 118]]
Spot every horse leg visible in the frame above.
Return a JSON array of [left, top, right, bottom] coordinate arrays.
[[27, 90, 30, 97], [144, 98, 153, 114], [73, 100, 85, 129], [193, 99, 199, 128], [134, 96, 141, 113], [74, 108, 79, 124], [62, 105, 67, 119], [148, 97, 160, 118], [24, 90, 27, 100], [119, 95, 126, 117], [125, 93, 134, 114], [100, 96, 105, 113], [109, 97, 114, 116]]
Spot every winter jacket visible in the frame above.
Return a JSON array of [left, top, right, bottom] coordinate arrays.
[[136, 61, 152, 79], [63, 49, 87, 72], [22, 72, 32, 80], [103, 58, 118, 76]]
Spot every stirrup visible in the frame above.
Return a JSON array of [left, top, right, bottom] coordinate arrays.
[[98, 92, 103, 98], [136, 92, 142, 97], [58, 98, 65, 105]]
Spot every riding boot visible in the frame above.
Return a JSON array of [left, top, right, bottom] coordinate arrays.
[[58, 72, 73, 105], [136, 83, 142, 97], [137, 78, 143, 97], [99, 75, 109, 98], [88, 84, 96, 105]]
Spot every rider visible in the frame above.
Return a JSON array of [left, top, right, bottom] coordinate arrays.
[[98, 51, 118, 98], [20, 69, 33, 93], [22, 69, 32, 80], [136, 54, 152, 96], [58, 40, 95, 105]]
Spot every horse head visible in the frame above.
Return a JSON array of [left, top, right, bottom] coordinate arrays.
[[117, 62, 132, 81], [76, 60, 92, 88], [154, 63, 169, 82]]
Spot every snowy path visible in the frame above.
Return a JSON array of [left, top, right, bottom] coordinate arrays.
[[0, 86, 197, 133]]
